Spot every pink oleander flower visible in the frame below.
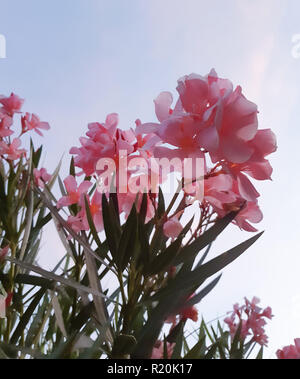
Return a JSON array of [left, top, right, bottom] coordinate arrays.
[[70, 113, 135, 176], [224, 129, 277, 183], [233, 200, 263, 232], [0, 113, 13, 138], [163, 216, 183, 239], [33, 168, 52, 188], [57, 175, 91, 209], [151, 340, 174, 359], [82, 191, 103, 232], [21, 113, 50, 136], [277, 339, 300, 359], [136, 69, 277, 233], [66, 214, 85, 236], [179, 304, 198, 322], [203, 173, 235, 209], [224, 297, 273, 347], [0, 138, 26, 160], [166, 294, 199, 324], [69, 114, 161, 226], [0, 93, 24, 116]]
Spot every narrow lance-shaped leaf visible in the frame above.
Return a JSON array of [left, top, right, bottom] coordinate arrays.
[[153, 232, 264, 301], [117, 205, 138, 271], [173, 211, 238, 265], [5, 257, 118, 302]]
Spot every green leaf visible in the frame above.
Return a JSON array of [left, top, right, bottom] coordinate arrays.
[[25, 296, 50, 347], [179, 275, 222, 309], [173, 211, 238, 265], [204, 342, 218, 359], [109, 191, 120, 226], [117, 205, 138, 270], [6, 257, 116, 301], [137, 219, 150, 269], [10, 287, 46, 344], [256, 346, 264, 359], [139, 192, 148, 225], [84, 196, 102, 250], [156, 232, 264, 300], [230, 321, 243, 359], [15, 274, 54, 289], [19, 188, 34, 263], [69, 302, 95, 334], [157, 187, 165, 219], [166, 319, 185, 343], [184, 336, 206, 359], [170, 321, 185, 359], [70, 156, 76, 177], [0, 346, 9, 359], [146, 237, 182, 276], [110, 334, 137, 358], [58, 176, 67, 196], [32, 145, 43, 168], [102, 193, 121, 264]]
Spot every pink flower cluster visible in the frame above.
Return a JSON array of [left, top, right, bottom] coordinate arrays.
[[61, 70, 276, 236], [57, 175, 104, 233], [137, 70, 276, 232], [224, 297, 273, 346], [277, 339, 300, 359], [0, 92, 50, 162], [62, 113, 159, 233]]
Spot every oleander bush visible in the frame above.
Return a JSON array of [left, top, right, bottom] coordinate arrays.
[[1, 71, 291, 359]]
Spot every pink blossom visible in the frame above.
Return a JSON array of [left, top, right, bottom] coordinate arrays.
[[204, 173, 235, 210], [224, 297, 273, 347], [67, 70, 276, 235], [0, 93, 24, 116], [179, 304, 198, 322], [70, 113, 135, 176], [236, 129, 277, 181], [66, 214, 86, 235], [82, 191, 103, 232], [57, 175, 91, 209], [21, 113, 50, 136], [163, 217, 183, 239], [210, 86, 259, 164], [277, 339, 300, 359], [69, 114, 160, 224], [177, 73, 211, 116], [0, 113, 13, 138], [154, 91, 173, 122], [66, 194, 103, 236], [33, 168, 51, 188], [0, 138, 26, 160], [233, 201, 263, 232], [166, 294, 199, 324], [58, 180, 103, 235]]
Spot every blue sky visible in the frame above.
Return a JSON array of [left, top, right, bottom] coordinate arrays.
[[1, 0, 300, 356]]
